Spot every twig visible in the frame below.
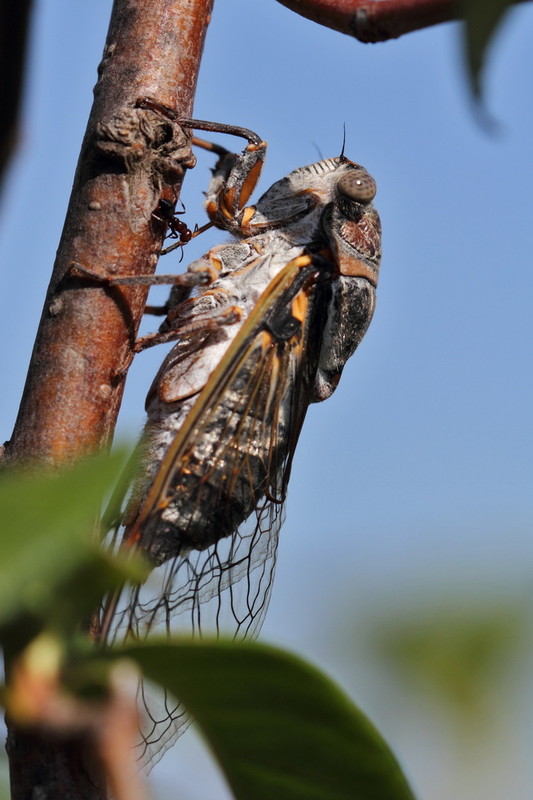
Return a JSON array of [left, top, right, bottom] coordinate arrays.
[[6, 0, 212, 467], [5, 0, 214, 797], [274, 0, 530, 42]]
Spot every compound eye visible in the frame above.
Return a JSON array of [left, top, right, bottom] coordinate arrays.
[[338, 169, 376, 203]]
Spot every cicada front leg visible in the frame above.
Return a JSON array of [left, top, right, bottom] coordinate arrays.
[[75, 104, 269, 357], [187, 126, 266, 236], [137, 99, 267, 240]]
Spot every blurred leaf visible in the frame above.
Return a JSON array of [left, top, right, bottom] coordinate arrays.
[[44, 550, 146, 637], [0, 448, 147, 647], [116, 639, 416, 800], [461, 0, 515, 97], [100, 443, 143, 531], [370, 599, 527, 724]]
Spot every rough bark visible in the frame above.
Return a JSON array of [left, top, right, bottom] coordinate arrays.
[[6, 0, 213, 467], [5, 0, 213, 797]]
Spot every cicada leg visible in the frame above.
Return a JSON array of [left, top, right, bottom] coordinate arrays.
[[136, 98, 267, 237], [66, 260, 217, 349], [185, 127, 266, 235], [69, 261, 215, 299], [135, 303, 243, 352]]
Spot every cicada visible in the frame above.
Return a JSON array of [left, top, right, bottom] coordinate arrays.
[[99, 107, 382, 766]]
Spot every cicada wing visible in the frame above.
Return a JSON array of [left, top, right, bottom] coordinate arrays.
[[102, 255, 328, 768]]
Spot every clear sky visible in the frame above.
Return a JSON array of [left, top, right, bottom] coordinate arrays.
[[1, 2, 532, 798]]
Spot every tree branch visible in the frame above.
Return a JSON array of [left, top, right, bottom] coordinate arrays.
[[5, 0, 213, 796], [6, 0, 213, 468], [274, 0, 530, 42]]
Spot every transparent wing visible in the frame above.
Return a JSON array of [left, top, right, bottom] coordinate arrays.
[[101, 255, 328, 768]]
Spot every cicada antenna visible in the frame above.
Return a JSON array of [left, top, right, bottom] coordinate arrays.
[[312, 142, 324, 161], [339, 123, 347, 160]]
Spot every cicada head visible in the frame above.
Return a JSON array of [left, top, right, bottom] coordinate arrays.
[[253, 157, 381, 268], [320, 159, 382, 286]]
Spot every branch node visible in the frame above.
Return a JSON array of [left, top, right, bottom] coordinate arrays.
[[351, 9, 393, 43], [94, 106, 196, 183]]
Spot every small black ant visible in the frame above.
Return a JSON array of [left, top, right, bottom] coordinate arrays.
[[152, 198, 193, 253]]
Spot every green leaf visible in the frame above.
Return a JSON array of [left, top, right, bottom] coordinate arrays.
[[369, 599, 526, 728], [461, 0, 515, 97], [0, 448, 147, 645], [119, 639, 416, 800]]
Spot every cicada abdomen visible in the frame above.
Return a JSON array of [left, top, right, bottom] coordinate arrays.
[[100, 118, 381, 767]]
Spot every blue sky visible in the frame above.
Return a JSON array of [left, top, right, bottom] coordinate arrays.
[[1, 2, 532, 798]]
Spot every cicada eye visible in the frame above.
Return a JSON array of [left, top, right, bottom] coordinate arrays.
[[338, 170, 377, 204]]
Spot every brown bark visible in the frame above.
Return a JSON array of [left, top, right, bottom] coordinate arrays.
[[274, 0, 530, 42], [6, 0, 213, 467], [5, 729, 108, 800], [5, 0, 213, 797]]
